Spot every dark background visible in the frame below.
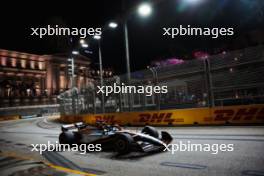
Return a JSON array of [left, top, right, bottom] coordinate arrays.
[[0, 0, 263, 74]]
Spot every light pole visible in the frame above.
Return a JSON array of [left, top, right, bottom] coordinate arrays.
[[93, 22, 117, 113], [124, 22, 131, 83], [98, 42, 105, 113], [93, 35, 105, 113], [148, 67, 160, 110], [123, 21, 132, 111], [123, 2, 152, 111], [77, 23, 117, 114], [124, 2, 152, 83], [68, 50, 79, 114], [68, 50, 79, 88]]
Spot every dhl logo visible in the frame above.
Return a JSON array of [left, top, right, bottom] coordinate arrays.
[[95, 115, 116, 123], [213, 107, 264, 121], [92, 106, 264, 125], [94, 113, 178, 124], [138, 113, 176, 123]]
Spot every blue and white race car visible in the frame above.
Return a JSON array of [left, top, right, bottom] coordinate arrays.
[[59, 121, 173, 154]]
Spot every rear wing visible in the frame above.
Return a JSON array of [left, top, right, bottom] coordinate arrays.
[[61, 122, 86, 132]]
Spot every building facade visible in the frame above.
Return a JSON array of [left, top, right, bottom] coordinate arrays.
[[0, 49, 92, 107]]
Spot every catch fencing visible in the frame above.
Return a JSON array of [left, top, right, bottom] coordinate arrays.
[[58, 45, 264, 115]]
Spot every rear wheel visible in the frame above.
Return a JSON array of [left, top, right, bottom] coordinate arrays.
[[114, 133, 134, 154], [141, 126, 159, 138]]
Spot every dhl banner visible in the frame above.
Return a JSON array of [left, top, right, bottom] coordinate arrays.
[[60, 104, 264, 125], [0, 115, 20, 121]]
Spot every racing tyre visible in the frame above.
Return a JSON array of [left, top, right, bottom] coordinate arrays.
[[114, 133, 134, 154], [59, 131, 76, 145], [141, 126, 159, 138]]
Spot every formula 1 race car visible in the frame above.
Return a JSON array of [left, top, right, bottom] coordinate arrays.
[[59, 121, 173, 154]]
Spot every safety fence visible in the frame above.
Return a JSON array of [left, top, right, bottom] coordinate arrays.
[[58, 45, 264, 116], [0, 104, 59, 118]]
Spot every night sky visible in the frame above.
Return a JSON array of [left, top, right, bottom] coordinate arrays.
[[0, 0, 264, 74]]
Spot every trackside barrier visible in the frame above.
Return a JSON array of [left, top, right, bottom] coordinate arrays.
[[60, 104, 264, 126], [0, 115, 20, 121], [20, 114, 38, 119], [0, 115, 38, 121]]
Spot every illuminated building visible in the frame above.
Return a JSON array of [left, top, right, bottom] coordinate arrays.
[[0, 49, 92, 107]]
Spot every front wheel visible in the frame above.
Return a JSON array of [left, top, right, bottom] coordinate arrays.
[[114, 133, 134, 154], [59, 131, 76, 145]]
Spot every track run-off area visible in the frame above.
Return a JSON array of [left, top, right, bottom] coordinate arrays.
[[0, 117, 263, 176]]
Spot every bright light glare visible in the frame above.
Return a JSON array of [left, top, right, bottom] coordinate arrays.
[[79, 39, 86, 44], [138, 3, 152, 17], [93, 35, 101, 40], [72, 50, 79, 55], [109, 22, 118, 28], [81, 43, 89, 48]]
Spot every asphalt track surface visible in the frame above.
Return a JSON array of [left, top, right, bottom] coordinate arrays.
[[0, 117, 263, 176]]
